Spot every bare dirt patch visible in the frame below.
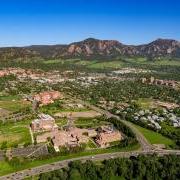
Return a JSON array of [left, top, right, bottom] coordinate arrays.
[[54, 110, 101, 118]]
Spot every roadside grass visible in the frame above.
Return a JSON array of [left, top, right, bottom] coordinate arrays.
[[0, 143, 140, 176], [0, 120, 32, 148], [0, 95, 31, 112], [133, 124, 175, 147]]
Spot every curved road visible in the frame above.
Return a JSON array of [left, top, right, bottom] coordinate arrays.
[[0, 150, 180, 180], [77, 99, 153, 151]]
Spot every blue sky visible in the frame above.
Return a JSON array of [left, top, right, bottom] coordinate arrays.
[[0, 0, 179, 46]]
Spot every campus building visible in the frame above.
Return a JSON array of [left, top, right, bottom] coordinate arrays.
[[33, 91, 63, 105], [31, 113, 58, 132]]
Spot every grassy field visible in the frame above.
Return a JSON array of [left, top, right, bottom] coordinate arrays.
[[133, 124, 175, 147], [0, 95, 31, 112], [0, 120, 32, 148], [87, 61, 124, 69], [55, 118, 68, 127], [39, 101, 89, 116], [86, 139, 97, 149], [0, 143, 140, 176], [75, 117, 110, 128], [43, 59, 124, 69], [150, 60, 180, 66], [41, 58, 180, 74], [43, 59, 63, 64], [125, 57, 180, 66], [43, 59, 124, 70], [135, 98, 154, 109]]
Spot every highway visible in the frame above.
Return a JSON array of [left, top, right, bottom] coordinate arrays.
[[1, 150, 180, 180], [0, 99, 179, 179]]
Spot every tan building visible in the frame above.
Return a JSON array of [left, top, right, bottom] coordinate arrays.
[[96, 126, 122, 148], [52, 127, 97, 150], [36, 127, 97, 151], [34, 91, 63, 105], [142, 76, 179, 89], [31, 114, 58, 132]]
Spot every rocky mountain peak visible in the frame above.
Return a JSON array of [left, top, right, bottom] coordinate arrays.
[[0, 38, 179, 60]]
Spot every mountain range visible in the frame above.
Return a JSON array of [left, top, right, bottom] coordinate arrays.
[[0, 38, 180, 61]]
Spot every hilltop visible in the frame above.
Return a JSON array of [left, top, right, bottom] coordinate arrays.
[[0, 38, 180, 61]]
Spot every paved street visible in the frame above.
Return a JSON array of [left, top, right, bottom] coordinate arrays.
[[0, 149, 180, 180]]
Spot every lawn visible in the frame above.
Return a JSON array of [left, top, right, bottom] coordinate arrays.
[[0, 120, 32, 148], [86, 139, 97, 149], [0, 95, 31, 112], [55, 118, 68, 127], [75, 118, 110, 128], [133, 124, 175, 147]]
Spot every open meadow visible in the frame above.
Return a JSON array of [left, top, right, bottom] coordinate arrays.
[[0, 120, 32, 149]]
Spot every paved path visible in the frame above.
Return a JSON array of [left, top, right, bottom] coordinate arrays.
[[29, 127, 34, 144]]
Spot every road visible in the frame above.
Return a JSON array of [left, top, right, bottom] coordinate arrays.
[[0, 99, 179, 179], [1, 149, 180, 180], [76, 99, 153, 151]]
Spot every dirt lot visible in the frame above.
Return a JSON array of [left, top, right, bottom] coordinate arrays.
[[54, 110, 101, 119], [154, 101, 179, 109], [0, 108, 10, 117]]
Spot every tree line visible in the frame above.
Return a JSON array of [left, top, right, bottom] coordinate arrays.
[[39, 154, 180, 180]]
